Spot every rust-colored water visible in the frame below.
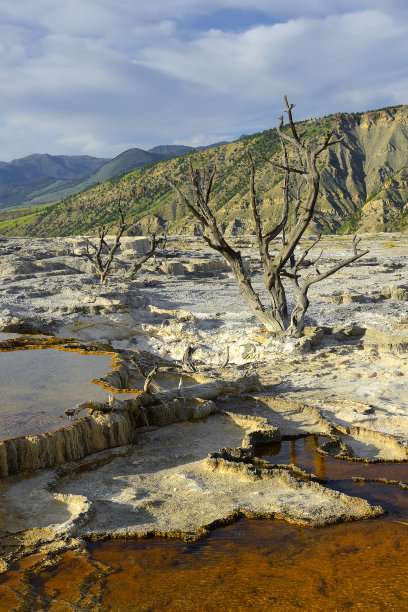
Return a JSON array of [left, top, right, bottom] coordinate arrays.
[[0, 437, 407, 611], [257, 436, 408, 517], [0, 518, 407, 611]]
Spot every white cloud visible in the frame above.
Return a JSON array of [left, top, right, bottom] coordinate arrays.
[[0, 2, 407, 160], [136, 9, 408, 116]]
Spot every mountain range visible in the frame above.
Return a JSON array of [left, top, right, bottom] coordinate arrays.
[[0, 153, 110, 186], [0, 142, 231, 211], [0, 105, 407, 236]]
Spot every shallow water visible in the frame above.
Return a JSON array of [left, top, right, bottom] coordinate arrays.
[[0, 348, 137, 440], [0, 332, 21, 341], [257, 436, 408, 518], [1, 436, 407, 610]]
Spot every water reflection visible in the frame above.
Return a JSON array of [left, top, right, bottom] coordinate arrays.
[[0, 332, 21, 341], [2, 515, 408, 611], [290, 439, 296, 465], [256, 436, 408, 517], [0, 348, 136, 440]]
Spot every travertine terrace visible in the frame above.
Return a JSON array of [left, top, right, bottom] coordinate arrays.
[[0, 232, 408, 570]]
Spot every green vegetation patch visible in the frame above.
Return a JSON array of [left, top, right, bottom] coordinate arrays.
[[0, 206, 49, 234]]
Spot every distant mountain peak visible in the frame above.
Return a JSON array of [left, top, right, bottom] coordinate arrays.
[[148, 145, 193, 156], [0, 153, 110, 189]]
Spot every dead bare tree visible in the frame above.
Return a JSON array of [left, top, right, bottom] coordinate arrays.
[[126, 228, 168, 280], [83, 199, 126, 284], [79, 199, 168, 284], [143, 363, 160, 393], [182, 344, 197, 372], [164, 97, 368, 336]]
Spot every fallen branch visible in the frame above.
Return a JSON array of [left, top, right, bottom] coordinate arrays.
[[136, 374, 262, 408]]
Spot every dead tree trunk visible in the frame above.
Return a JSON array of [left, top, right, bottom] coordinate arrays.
[[164, 164, 284, 332], [164, 97, 368, 335]]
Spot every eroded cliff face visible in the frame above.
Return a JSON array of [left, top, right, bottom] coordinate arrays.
[[245, 106, 408, 236], [332, 108, 408, 233], [154, 105, 408, 236]]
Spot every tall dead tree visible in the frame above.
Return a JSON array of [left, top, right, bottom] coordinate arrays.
[[164, 97, 368, 336]]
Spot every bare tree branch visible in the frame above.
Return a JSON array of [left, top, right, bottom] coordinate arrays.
[[287, 238, 369, 335], [314, 134, 344, 157], [144, 364, 159, 394], [292, 233, 322, 273], [264, 160, 305, 175], [126, 228, 167, 280], [130, 356, 164, 393], [82, 199, 127, 284], [164, 97, 368, 336], [182, 344, 197, 372]]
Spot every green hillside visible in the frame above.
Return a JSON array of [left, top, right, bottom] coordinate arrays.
[[0, 148, 168, 211], [1, 105, 408, 237]]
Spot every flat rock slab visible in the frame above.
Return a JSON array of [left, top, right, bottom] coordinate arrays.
[[0, 413, 382, 571]]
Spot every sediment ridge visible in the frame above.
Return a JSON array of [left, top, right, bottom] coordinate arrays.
[[0, 374, 261, 477]]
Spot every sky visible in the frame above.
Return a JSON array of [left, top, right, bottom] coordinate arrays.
[[0, 0, 407, 161]]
